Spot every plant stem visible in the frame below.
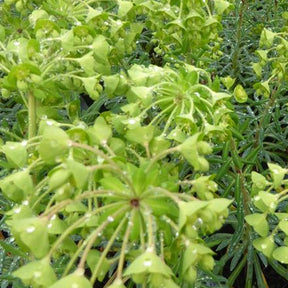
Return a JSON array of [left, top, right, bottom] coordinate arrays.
[[90, 216, 127, 283], [48, 202, 125, 257], [28, 91, 37, 139], [78, 206, 129, 270], [231, 0, 248, 78], [145, 207, 155, 249], [254, 86, 278, 148], [147, 187, 180, 204], [116, 213, 133, 280], [62, 239, 85, 277], [145, 146, 179, 172]]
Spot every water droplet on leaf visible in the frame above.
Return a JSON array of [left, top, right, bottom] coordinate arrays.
[[26, 226, 35, 233], [107, 216, 114, 222], [143, 260, 152, 267], [33, 271, 42, 278]]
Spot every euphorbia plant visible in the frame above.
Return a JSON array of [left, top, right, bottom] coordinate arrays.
[[0, 116, 233, 287], [0, 0, 238, 287]]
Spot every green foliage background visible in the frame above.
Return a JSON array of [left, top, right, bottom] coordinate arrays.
[[1, 0, 288, 287]]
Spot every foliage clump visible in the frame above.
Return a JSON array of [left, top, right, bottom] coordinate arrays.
[[1, 0, 288, 287]]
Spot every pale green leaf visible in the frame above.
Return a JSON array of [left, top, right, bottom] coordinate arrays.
[[260, 28, 276, 48], [49, 273, 92, 288], [279, 219, 288, 235], [87, 250, 110, 281], [253, 236, 275, 258], [12, 217, 50, 258], [178, 201, 207, 230], [2, 141, 27, 168], [48, 168, 71, 190], [92, 116, 112, 144], [13, 258, 57, 286], [234, 84, 248, 103], [126, 125, 154, 146], [118, 0, 133, 17], [214, 0, 233, 15], [124, 251, 173, 276], [268, 163, 287, 188], [67, 159, 89, 189], [65, 202, 88, 212], [39, 126, 69, 165], [245, 213, 269, 237], [0, 170, 34, 203], [251, 171, 268, 190], [272, 247, 288, 264], [47, 215, 67, 234]]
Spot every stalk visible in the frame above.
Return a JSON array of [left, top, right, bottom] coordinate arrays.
[[116, 215, 133, 280], [47, 202, 125, 257], [231, 0, 248, 78], [28, 90, 37, 139], [90, 216, 127, 283], [78, 206, 129, 270]]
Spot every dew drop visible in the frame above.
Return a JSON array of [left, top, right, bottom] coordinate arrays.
[[270, 203, 276, 209], [192, 225, 197, 230], [128, 118, 136, 125], [272, 169, 279, 175], [34, 271, 42, 278], [143, 260, 152, 267], [9, 145, 16, 150], [196, 218, 203, 225], [26, 226, 35, 233], [55, 156, 62, 163], [14, 41, 20, 46], [261, 244, 267, 249], [21, 140, 28, 146], [107, 216, 114, 222], [46, 120, 54, 126], [146, 246, 154, 253], [22, 200, 29, 206], [14, 207, 21, 214], [47, 223, 53, 229]]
